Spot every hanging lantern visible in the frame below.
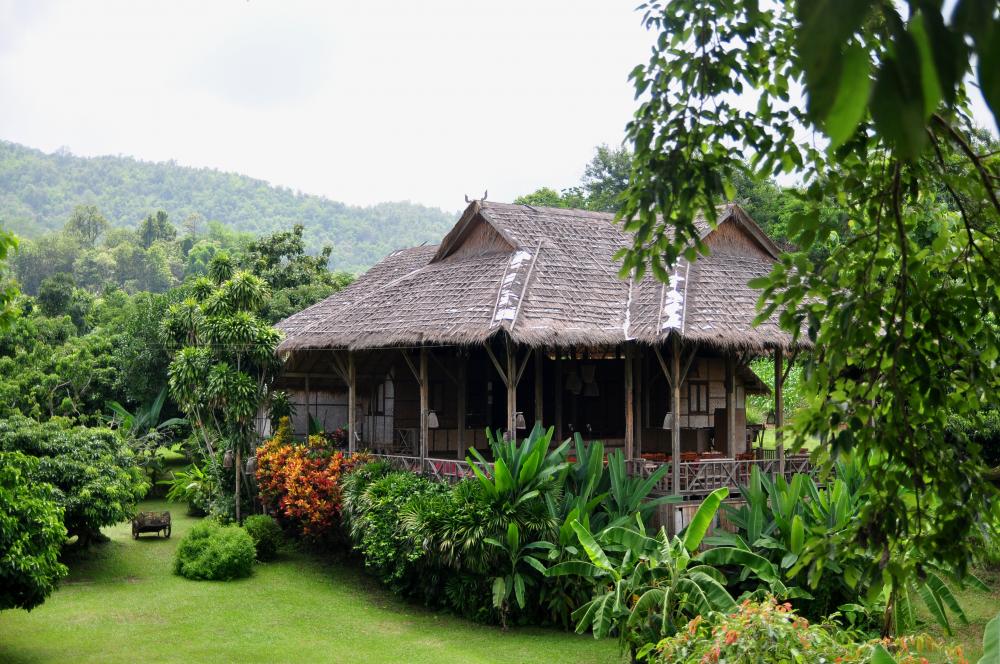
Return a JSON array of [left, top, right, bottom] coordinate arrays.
[[223, 449, 234, 469], [427, 410, 440, 429], [662, 412, 674, 430], [515, 412, 527, 429], [245, 455, 257, 474]]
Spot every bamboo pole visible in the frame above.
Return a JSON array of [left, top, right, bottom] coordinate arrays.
[[554, 354, 563, 443], [635, 351, 644, 458], [506, 336, 517, 438]]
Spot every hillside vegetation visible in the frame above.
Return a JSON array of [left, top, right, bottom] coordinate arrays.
[[0, 141, 457, 272]]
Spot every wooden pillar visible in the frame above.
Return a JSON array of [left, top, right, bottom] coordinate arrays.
[[554, 354, 563, 443], [457, 356, 467, 460], [775, 347, 785, 475], [347, 351, 357, 452], [671, 338, 682, 496], [419, 348, 429, 463], [635, 351, 644, 458], [505, 337, 517, 438], [303, 373, 311, 436], [725, 354, 737, 456], [534, 349, 544, 427], [624, 345, 634, 459]]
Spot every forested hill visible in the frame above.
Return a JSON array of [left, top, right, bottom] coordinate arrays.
[[0, 140, 458, 272]]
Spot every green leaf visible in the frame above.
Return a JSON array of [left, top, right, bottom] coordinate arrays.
[[978, 20, 1000, 131], [979, 611, 1000, 664], [824, 43, 871, 147], [916, 581, 952, 635], [491, 576, 506, 609], [790, 514, 805, 555], [870, 644, 897, 664], [545, 560, 606, 578], [870, 51, 928, 159], [696, 547, 780, 584], [908, 13, 943, 117], [683, 487, 728, 553], [570, 520, 614, 573], [513, 574, 526, 609], [925, 572, 967, 625]]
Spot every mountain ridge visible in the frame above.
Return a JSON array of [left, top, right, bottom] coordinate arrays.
[[0, 140, 458, 272]]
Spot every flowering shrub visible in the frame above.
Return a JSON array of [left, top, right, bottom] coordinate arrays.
[[650, 598, 965, 664], [255, 419, 369, 540]]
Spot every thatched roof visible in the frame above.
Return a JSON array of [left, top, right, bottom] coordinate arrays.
[[277, 201, 802, 353]]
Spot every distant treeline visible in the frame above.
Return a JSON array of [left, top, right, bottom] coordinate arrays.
[[0, 140, 458, 273]]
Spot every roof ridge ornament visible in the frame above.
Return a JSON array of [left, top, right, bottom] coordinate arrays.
[[464, 190, 488, 204]]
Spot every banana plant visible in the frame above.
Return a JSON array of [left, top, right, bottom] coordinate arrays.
[[468, 423, 570, 506], [546, 487, 791, 657], [483, 522, 552, 629], [603, 449, 680, 527]]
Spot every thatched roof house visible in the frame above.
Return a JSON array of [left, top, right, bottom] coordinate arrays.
[[277, 200, 795, 353], [275, 200, 801, 494]]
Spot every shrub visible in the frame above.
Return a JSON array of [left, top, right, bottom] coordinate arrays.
[[0, 415, 149, 545], [650, 598, 962, 664], [162, 463, 213, 516], [255, 419, 369, 540], [0, 451, 68, 611], [173, 520, 256, 581], [243, 515, 283, 561]]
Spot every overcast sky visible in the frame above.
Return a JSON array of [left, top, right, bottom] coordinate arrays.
[[0, 1, 652, 212]]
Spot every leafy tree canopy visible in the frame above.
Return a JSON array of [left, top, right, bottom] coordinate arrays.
[[619, 0, 1000, 588]]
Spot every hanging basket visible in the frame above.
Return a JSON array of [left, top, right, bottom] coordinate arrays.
[[223, 449, 234, 469], [245, 455, 257, 474]]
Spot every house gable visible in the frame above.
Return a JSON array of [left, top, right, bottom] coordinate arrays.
[[430, 202, 518, 264]]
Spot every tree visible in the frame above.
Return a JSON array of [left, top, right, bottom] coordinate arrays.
[[36, 273, 75, 317], [619, 0, 1000, 630], [0, 450, 67, 611], [579, 144, 632, 212], [0, 415, 149, 546], [0, 227, 17, 329], [137, 210, 176, 249], [163, 254, 281, 522], [64, 204, 109, 247]]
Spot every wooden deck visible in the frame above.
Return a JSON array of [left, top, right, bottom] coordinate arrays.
[[363, 453, 816, 498]]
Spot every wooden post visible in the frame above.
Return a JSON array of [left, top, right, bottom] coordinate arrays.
[[554, 354, 563, 443], [775, 347, 785, 475], [457, 356, 467, 460], [419, 347, 429, 464], [624, 345, 634, 460], [534, 349, 544, 427], [635, 351, 643, 458], [725, 354, 737, 456], [506, 337, 517, 438], [671, 338, 682, 497], [347, 351, 357, 453], [303, 373, 311, 437]]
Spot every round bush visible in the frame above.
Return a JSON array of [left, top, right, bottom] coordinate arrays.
[[242, 515, 283, 561], [173, 520, 255, 581]]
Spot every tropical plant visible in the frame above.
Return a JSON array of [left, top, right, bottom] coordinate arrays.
[[162, 463, 214, 516], [255, 420, 370, 540], [106, 385, 186, 443], [173, 520, 256, 581], [603, 449, 678, 526], [0, 415, 149, 546], [484, 523, 551, 629], [651, 597, 967, 664], [548, 488, 793, 657], [163, 258, 282, 522], [0, 451, 68, 612], [242, 514, 283, 562]]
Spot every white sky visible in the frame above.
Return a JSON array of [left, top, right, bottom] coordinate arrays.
[[0, 1, 652, 212]]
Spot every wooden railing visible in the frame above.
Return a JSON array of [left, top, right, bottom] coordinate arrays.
[[362, 452, 815, 497]]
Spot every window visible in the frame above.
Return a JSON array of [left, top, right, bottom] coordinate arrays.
[[688, 382, 709, 414]]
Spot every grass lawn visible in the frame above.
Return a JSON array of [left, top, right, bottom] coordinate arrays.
[[0, 500, 623, 664], [919, 564, 1000, 662]]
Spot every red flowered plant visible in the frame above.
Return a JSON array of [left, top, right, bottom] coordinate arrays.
[[256, 418, 370, 540]]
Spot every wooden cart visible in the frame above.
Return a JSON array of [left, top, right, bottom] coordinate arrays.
[[132, 511, 171, 539]]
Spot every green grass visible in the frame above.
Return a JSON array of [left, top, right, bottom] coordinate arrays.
[[917, 565, 1000, 661], [0, 500, 622, 664]]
